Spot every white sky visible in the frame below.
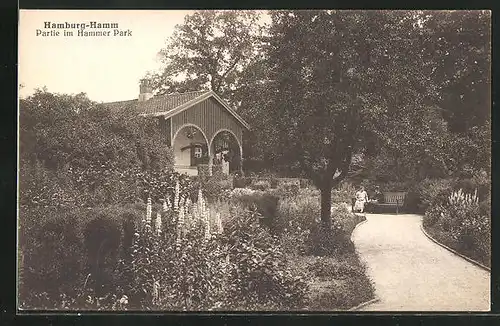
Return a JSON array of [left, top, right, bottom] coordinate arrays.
[[19, 10, 196, 102]]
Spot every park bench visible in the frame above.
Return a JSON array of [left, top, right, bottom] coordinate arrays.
[[377, 192, 407, 214]]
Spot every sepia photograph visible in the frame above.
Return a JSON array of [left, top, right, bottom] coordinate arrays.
[[18, 9, 491, 312]]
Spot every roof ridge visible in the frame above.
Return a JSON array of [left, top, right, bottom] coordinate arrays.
[[168, 89, 209, 95], [102, 99, 137, 104], [102, 89, 209, 105]]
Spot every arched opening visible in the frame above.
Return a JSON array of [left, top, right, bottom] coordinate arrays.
[[210, 130, 242, 176], [172, 124, 209, 176]]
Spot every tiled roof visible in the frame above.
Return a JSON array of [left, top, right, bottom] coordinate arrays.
[[104, 90, 210, 116], [103, 89, 250, 130]]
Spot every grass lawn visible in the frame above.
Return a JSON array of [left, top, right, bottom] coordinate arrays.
[[292, 253, 375, 310], [286, 214, 375, 310], [423, 224, 490, 268]]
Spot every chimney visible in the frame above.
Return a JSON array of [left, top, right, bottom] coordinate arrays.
[[138, 79, 153, 102]]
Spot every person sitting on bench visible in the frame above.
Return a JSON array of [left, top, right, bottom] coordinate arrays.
[[354, 186, 368, 213]]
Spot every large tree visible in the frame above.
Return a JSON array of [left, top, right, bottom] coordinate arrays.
[[362, 10, 491, 182], [256, 10, 490, 226], [147, 10, 265, 105]]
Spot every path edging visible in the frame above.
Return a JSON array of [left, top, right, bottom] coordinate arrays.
[[350, 216, 368, 242], [348, 215, 380, 311], [420, 223, 491, 272]]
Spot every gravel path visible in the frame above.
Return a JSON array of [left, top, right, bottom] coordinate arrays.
[[351, 214, 490, 311]]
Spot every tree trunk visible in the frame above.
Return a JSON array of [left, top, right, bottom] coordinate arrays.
[[320, 185, 332, 229]]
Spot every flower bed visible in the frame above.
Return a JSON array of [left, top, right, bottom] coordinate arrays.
[[422, 188, 490, 267], [269, 188, 375, 309], [18, 182, 309, 310], [19, 175, 375, 311]]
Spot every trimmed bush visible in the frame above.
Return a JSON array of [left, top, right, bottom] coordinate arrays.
[[230, 193, 279, 230], [299, 179, 312, 189], [233, 176, 251, 189], [195, 175, 233, 203], [83, 213, 123, 296], [18, 203, 144, 309], [20, 212, 84, 306], [250, 180, 271, 191]]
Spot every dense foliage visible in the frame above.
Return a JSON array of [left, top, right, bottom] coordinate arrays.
[[421, 173, 490, 266], [19, 89, 178, 208], [19, 181, 311, 310], [19, 89, 173, 172], [146, 10, 265, 105], [143, 10, 490, 229], [19, 174, 375, 310]]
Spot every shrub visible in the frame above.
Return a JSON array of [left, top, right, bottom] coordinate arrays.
[[116, 190, 309, 310], [416, 178, 455, 212], [276, 193, 319, 234], [20, 212, 84, 306], [479, 193, 491, 217], [230, 193, 279, 230], [250, 180, 271, 191], [283, 183, 300, 197], [221, 207, 309, 309], [424, 187, 490, 265], [18, 160, 79, 209], [18, 203, 145, 310], [402, 187, 421, 213], [423, 203, 443, 227], [233, 176, 251, 188], [19, 90, 174, 173], [83, 213, 123, 296], [446, 189, 488, 247], [270, 178, 279, 189], [299, 179, 312, 189], [331, 182, 356, 203], [453, 173, 490, 200], [195, 175, 233, 203]]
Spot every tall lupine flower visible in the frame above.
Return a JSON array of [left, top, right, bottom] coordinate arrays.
[[176, 201, 185, 246], [155, 212, 162, 236], [204, 213, 211, 240], [449, 188, 479, 207], [180, 196, 189, 228], [197, 188, 205, 215], [192, 206, 199, 221], [166, 196, 172, 210], [152, 279, 160, 305], [204, 207, 211, 240], [184, 197, 191, 228], [174, 181, 180, 211], [162, 199, 168, 212], [185, 197, 192, 215], [146, 197, 152, 225], [215, 212, 223, 234]]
